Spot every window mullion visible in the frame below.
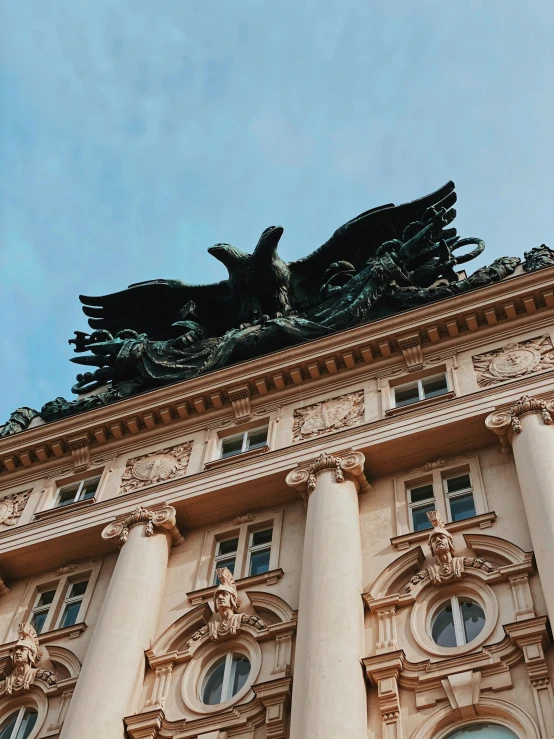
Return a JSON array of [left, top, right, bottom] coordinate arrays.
[[241, 432, 248, 453], [451, 595, 465, 645], [11, 708, 24, 738], [418, 380, 424, 400], [221, 653, 233, 701]]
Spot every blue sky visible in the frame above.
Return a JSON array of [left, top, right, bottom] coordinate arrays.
[[1, 1, 553, 420]]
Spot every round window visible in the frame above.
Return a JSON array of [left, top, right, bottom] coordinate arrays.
[[201, 653, 251, 705], [0, 708, 38, 739], [445, 724, 518, 738], [431, 596, 485, 648]]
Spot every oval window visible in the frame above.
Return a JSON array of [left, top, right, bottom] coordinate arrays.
[[446, 724, 519, 738], [201, 653, 251, 705], [431, 596, 485, 648], [0, 708, 38, 739]]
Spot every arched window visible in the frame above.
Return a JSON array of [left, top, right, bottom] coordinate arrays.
[[431, 596, 485, 648], [201, 653, 251, 705], [446, 724, 519, 738], [0, 708, 38, 739]]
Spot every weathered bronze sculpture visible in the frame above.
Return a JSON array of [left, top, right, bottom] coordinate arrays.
[[2, 181, 553, 431]]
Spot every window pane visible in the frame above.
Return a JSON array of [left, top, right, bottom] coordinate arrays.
[[394, 384, 420, 407], [247, 428, 268, 450], [460, 600, 485, 644], [230, 655, 251, 696], [449, 493, 476, 522], [37, 589, 56, 607], [60, 601, 82, 628], [409, 484, 434, 504], [221, 436, 244, 458], [202, 657, 226, 705], [431, 604, 457, 647], [31, 611, 48, 635], [81, 478, 99, 499], [446, 474, 472, 493], [446, 725, 519, 738], [218, 538, 239, 556], [411, 504, 435, 532], [251, 529, 272, 547], [57, 487, 78, 506], [0, 712, 18, 739], [16, 709, 37, 739], [68, 581, 88, 599], [422, 374, 448, 398], [249, 549, 271, 576]]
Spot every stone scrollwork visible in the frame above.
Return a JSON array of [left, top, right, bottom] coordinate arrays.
[[102, 504, 184, 547], [0, 489, 31, 528], [486, 395, 554, 452], [405, 511, 494, 593], [285, 450, 369, 498], [292, 391, 364, 441], [0, 623, 57, 695], [473, 335, 554, 387], [509, 395, 554, 433], [119, 442, 192, 495]]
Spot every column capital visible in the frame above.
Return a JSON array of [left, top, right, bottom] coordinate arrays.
[[485, 395, 554, 452], [102, 503, 185, 547], [285, 450, 370, 496]]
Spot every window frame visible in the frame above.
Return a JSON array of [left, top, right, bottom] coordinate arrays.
[[57, 578, 90, 629], [211, 537, 240, 585], [194, 510, 283, 591], [245, 528, 273, 577], [29, 588, 57, 635], [10, 562, 102, 641], [53, 476, 100, 509], [392, 373, 450, 408], [431, 595, 486, 648], [407, 483, 437, 532], [0, 706, 38, 739], [393, 457, 489, 539], [443, 473, 477, 523], [219, 426, 269, 460], [200, 652, 251, 705]]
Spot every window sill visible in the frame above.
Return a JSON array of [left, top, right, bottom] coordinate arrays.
[[204, 445, 270, 470], [187, 567, 284, 606], [385, 392, 455, 417], [391, 511, 497, 550], [34, 497, 96, 520]]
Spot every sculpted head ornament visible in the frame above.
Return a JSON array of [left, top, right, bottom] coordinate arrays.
[[427, 510, 455, 558], [14, 622, 41, 667], [214, 566, 240, 613]]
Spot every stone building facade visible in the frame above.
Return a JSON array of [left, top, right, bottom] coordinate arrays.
[[0, 261, 553, 739]]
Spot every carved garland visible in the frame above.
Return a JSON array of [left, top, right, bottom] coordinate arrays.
[[510, 395, 553, 433]]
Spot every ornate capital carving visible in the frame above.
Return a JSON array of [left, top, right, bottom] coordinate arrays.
[[102, 504, 184, 547], [285, 450, 369, 498], [486, 395, 554, 452]]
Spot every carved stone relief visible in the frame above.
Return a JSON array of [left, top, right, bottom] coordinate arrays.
[[120, 442, 192, 494], [292, 390, 364, 441], [0, 623, 56, 695], [0, 490, 31, 528], [473, 335, 554, 387]]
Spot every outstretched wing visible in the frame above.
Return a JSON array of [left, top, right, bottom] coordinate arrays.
[[289, 181, 457, 312], [80, 279, 235, 339]]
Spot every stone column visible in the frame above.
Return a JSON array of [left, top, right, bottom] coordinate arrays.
[[486, 395, 554, 622], [286, 451, 369, 739], [60, 504, 183, 739]]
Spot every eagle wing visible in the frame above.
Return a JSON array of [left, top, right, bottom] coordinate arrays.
[[289, 181, 457, 312], [80, 279, 235, 339]]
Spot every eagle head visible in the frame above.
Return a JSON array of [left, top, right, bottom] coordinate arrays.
[[207, 244, 249, 269]]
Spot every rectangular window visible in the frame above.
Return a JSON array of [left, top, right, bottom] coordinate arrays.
[[30, 589, 57, 634], [55, 477, 100, 508], [444, 473, 476, 522], [408, 483, 436, 532], [393, 374, 449, 408], [212, 537, 239, 584], [220, 427, 268, 459], [58, 579, 89, 629], [247, 528, 273, 576]]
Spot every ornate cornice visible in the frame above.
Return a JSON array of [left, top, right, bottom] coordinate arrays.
[[285, 450, 370, 497], [101, 503, 184, 547], [486, 394, 554, 451]]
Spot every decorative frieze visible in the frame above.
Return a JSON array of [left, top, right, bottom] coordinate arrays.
[[0, 489, 31, 528], [120, 442, 192, 494], [102, 504, 184, 547], [292, 391, 364, 441], [473, 335, 554, 387]]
